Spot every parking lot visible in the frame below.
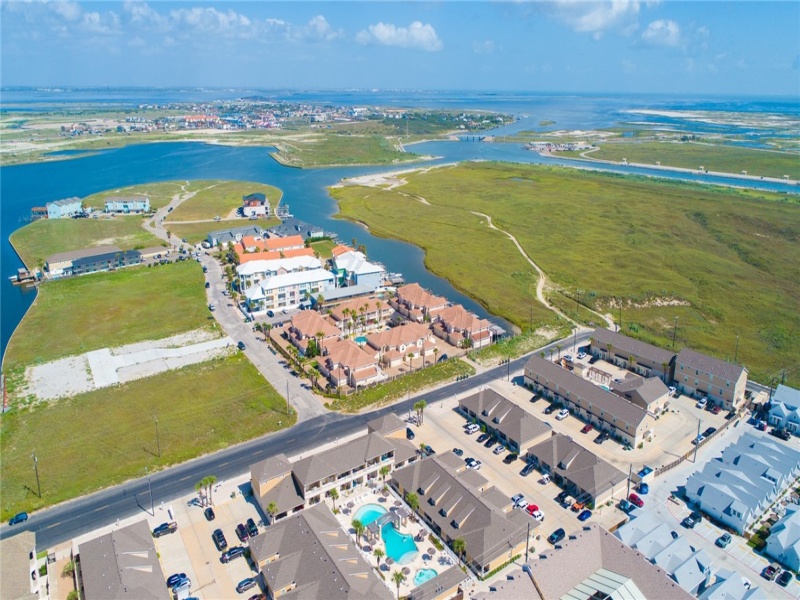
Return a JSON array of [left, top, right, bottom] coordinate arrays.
[[409, 393, 633, 549], [153, 485, 266, 599]]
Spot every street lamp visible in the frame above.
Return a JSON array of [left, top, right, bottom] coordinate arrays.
[[146, 467, 154, 516], [32, 452, 41, 498]]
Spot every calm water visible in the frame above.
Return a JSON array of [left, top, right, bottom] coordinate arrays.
[[2, 91, 799, 358]]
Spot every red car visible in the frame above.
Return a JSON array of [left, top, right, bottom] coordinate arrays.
[[526, 504, 540, 515], [629, 493, 644, 508], [581, 424, 594, 434], [711, 405, 722, 415]]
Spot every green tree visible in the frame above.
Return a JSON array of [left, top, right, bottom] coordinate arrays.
[[452, 538, 466, 568], [557, 344, 563, 360], [329, 488, 339, 510], [379, 465, 391, 488], [405, 492, 419, 513], [392, 570, 406, 599], [266, 501, 278, 523], [374, 547, 385, 567], [67, 591, 79, 600], [61, 560, 75, 578], [352, 519, 365, 544], [202, 475, 217, 506], [195, 480, 204, 506], [414, 399, 428, 425]]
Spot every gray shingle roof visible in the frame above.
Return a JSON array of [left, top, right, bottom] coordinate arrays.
[[292, 433, 395, 487], [78, 520, 168, 600], [677, 348, 745, 383], [47, 245, 123, 264], [592, 327, 676, 365], [367, 413, 406, 437], [249, 503, 393, 600], [459, 389, 551, 449], [0, 532, 37, 600], [260, 475, 306, 515], [406, 565, 469, 600], [251, 453, 293, 484], [610, 376, 669, 408]]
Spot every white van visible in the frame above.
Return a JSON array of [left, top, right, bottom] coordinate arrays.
[[466, 423, 480, 434]]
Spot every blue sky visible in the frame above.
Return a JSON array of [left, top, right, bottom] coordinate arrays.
[[2, 1, 798, 96]]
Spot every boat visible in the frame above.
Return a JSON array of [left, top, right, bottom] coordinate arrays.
[[386, 272, 405, 285]]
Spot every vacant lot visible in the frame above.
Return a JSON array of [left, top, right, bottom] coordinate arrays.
[[587, 141, 800, 180], [331, 162, 800, 386], [4, 260, 211, 372], [274, 134, 421, 168], [83, 180, 188, 210], [10, 216, 163, 269], [165, 180, 283, 222], [308, 238, 336, 259], [167, 217, 281, 244], [0, 353, 294, 519]]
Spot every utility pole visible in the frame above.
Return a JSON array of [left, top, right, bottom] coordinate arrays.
[[285, 379, 290, 414], [32, 452, 41, 498], [672, 317, 678, 348], [525, 521, 531, 561], [618, 306, 622, 332], [734, 335, 739, 364], [146, 467, 154, 516], [154, 416, 161, 458], [573, 327, 578, 352], [507, 359, 510, 382], [693, 419, 702, 464], [529, 305, 532, 332], [626, 463, 632, 497]]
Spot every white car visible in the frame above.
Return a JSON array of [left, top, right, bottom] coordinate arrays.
[[531, 510, 545, 522], [577, 352, 587, 360], [514, 496, 527, 509], [564, 354, 573, 362], [696, 397, 708, 409], [465, 424, 480, 434], [493, 444, 505, 455], [668, 386, 677, 396], [466, 459, 482, 470], [556, 408, 569, 421]]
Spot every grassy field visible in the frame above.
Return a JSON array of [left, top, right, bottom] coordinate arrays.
[[10, 216, 163, 269], [468, 330, 561, 365], [167, 217, 281, 245], [0, 353, 294, 519], [83, 181, 187, 210], [3, 261, 211, 372], [165, 180, 283, 222], [587, 141, 800, 180], [330, 162, 800, 386], [308, 239, 336, 259], [328, 359, 475, 413], [273, 134, 422, 168]]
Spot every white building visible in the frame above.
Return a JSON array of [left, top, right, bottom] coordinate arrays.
[[243, 268, 335, 313], [768, 384, 800, 435], [765, 505, 800, 572], [237, 256, 321, 292], [332, 251, 385, 290], [104, 196, 150, 213], [46, 197, 82, 219]]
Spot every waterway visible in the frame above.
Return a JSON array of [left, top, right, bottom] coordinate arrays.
[[2, 92, 799, 358]]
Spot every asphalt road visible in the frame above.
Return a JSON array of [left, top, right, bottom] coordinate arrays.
[[0, 332, 591, 548]]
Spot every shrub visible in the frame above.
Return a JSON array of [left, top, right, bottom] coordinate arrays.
[[62, 560, 75, 578], [428, 534, 444, 551]]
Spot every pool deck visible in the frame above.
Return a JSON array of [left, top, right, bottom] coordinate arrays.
[[328, 484, 471, 597]]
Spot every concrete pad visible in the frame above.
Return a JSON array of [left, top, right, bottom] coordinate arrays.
[[26, 355, 94, 401], [86, 348, 123, 388]]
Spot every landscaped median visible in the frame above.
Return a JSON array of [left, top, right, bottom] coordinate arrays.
[[0, 352, 294, 520], [327, 358, 475, 413]]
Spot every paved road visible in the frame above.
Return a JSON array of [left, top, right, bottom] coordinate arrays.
[[0, 332, 592, 548]]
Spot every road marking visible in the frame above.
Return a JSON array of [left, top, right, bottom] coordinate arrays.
[[178, 475, 192, 482], [42, 521, 61, 529], [91, 504, 110, 513]]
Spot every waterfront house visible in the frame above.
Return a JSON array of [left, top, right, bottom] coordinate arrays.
[[104, 196, 150, 214], [392, 283, 449, 322], [45, 245, 141, 279], [243, 268, 335, 313], [268, 218, 324, 241], [206, 225, 263, 248], [332, 250, 385, 291], [675, 348, 747, 411], [432, 304, 493, 349], [242, 192, 270, 217], [237, 255, 322, 292], [46, 197, 82, 219]]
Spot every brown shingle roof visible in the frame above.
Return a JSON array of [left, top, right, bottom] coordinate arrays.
[[0, 532, 37, 600], [591, 327, 676, 365], [677, 348, 746, 383], [459, 389, 552, 450], [251, 453, 293, 484]]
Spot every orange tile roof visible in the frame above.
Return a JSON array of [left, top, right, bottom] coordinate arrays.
[[237, 247, 315, 263], [325, 339, 377, 372], [331, 244, 354, 257], [396, 283, 448, 312], [329, 297, 387, 322], [290, 311, 340, 340], [264, 235, 305, 252], [437, 305, 492, 333]]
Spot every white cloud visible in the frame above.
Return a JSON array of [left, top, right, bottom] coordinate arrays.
[[547, 0, 645, 35], [473, 40, 496, 54], [295, 15, 342, 42], [128, 36, 145, 47], [356, 21, 443, 51], [641, 19, 681, 47], [168, 6, 254, 37], [81, 10, 120, 35], [51, 1, 81, 21], [123, 1, 167, 29]]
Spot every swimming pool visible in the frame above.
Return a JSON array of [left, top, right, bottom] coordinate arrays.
[[413, 568, 438, 586], [355, 336, 368, 345], [382, 521, 418, 564], [353, 503, 387, 526]]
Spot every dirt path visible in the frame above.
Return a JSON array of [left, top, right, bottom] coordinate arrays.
[[471, 211, 615, 330]]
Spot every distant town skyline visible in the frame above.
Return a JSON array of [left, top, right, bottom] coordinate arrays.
[[1, 1, 798, 97]]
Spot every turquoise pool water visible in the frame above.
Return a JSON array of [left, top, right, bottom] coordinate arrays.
[[382, 522, 418, 564], [601, 384, 611, 392], [355, 336, 368, 345], [353, 503, 386, 526], [413, 568, 438, 586]]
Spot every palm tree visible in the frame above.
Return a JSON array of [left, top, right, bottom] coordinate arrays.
[[316, 331, 325, 355], [405, 492, 419, 514], [407, 352, 415, 370], [205, 475, 217, 506], [539, 351, 545, 359], [329, 488, 339, 510], [414, 400, 427, 425], [557, 344, 563, 360], [418, 442, 427, 457], [452, 538, 466, 568], [629, 355, 637, 373], [433, 347, 439, 364], [352, 519, 365, 544], [661, 361, 669, 383], [549, 348, 554, 361], [266, 501, 278, 524], [376, 299, 383, 321], [392, 571, 406, 599], [195, 481, 204, 506], [607, 343, 614, 363], [374, 547, 385, 567], [379, 465, 391, 488]]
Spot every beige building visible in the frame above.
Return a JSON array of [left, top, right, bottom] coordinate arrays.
[[367, 322, 437, 367], [675, 348, 748, 410], [329, 296, 393, 334], [432, 304, 493, 349], [392, 283, 448, 322], [0, 532, 38, 600], [590, 327, 676, 383], [319, 338, 384, 388]]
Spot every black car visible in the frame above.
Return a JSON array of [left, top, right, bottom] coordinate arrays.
[[166, 573, 188, 588], [423, 445, 435, 456], [690, 511, 703, 524], [670, 530, 679, 540], [212, 528, 228, 551], [476, 433, 489, 443], [453, 448, 464, 456], [236, 523, 250, 542], [681, 516, 697, 529], [221, 546, 246, 563], [556, 490, 570, 503], [594, 432, 609, 444], [204, 507, 216, 521], [777, 571, 792, 588], [205, 282, 211, 288], [237, 341, 246, 351], [520, 463, 536, 477], [544, 405, 557, 415], [152, 522, 178, 537], [703, 427, 717, 437], [246, 518, 259, 538], [504, 453, 518, 464], [771, 428, 792, 441], [548, 528, 566, 545], [483, 437, 497, 448], [406, 427, 415, 440]]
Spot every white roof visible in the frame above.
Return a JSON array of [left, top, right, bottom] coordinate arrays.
[[237, 256, 321, 276], [246, 269, 335, 300], [335, 251, 385, 276]]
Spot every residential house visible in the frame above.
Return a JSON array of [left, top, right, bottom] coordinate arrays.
[[526, 434, 627, 505], [366, 322, 436, 368], [207, 225, 263, 248], [332, 250, 385, 290], [765, 504, 800, 572], [30, 206, 48, 220], [104, 196, 150, 213], [458, 388, 552, 454], [366, 413, 407, 439], [684, 433, 800, 534], [406, 566, 469, 600], [46, 197, 82, 219], [243, 269, 335, 313], [242, 192, 270, 217], [235, 235, 310, 264], [589, 327, 676, 383], [768, 384, 800, 435], [610, 375, 670, 414], [0, 532, 38, 600], [675, 348, 748, 411], [615, 510, 714, 595], [319, 338, 384, 389], [524, 355, 654, 447], [248, 503, 394, 600], [475, 526, 694, 600], [286, 311, 340, 355], [237, 255, 321, 291], [268, 218, 324, 240], [328, 297, 393, 335], [250, 427, 417, 522], [238, 247, 317, 265], [390, 452, 532, 577], [46, 245, 122, 277], [77, 520, 168, 600], [45, 245, 141, 278], [699, 569, 771, 600], [432, 304, 493, 349], [331, 244, 355, 258], [392, 283, 448, 322]]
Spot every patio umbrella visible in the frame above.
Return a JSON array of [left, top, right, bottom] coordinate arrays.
[[394, 500, 402, 506], [427, 547, 436, 555], [347, 501, 355, 508], [402, 567, 411, 575], [386, 557, 394, 566]]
